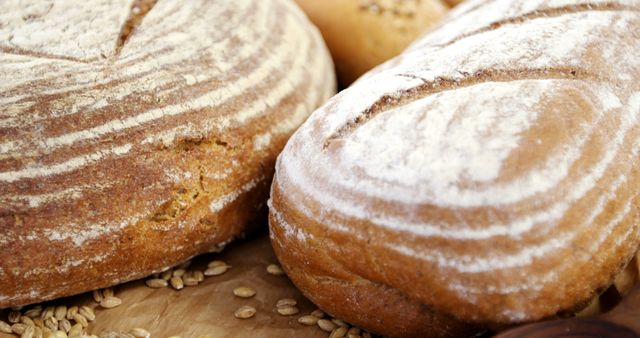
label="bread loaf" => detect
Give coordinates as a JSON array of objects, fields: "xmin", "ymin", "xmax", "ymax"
[
  {"xmin": 269, "ymin": 0, "xmax": 640, "ymax": 336},
  {"xmin": 443, "ymin": 0, "xmax": 465, "ymax": 6},
  {"xmin": 0, "ymin": 0, "xmax": 335, "ymax": 307},
  {"xmin": 294, "ymin": 0, "xmax": 448, "ymax": 86}
]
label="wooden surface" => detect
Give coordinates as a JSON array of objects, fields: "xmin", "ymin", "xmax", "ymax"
[
  {"xmin": 2, "ymin": 232, "xmax": 636, "ymax": 337},
  {"xmin": 496, "ymin": 284, "xmax": 640, "ymax": 338},
  {"xmin": 0, "ymin": 234, "xmax": 330, "ymax": 337}
]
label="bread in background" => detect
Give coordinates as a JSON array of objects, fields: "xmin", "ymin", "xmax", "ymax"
[
  {"xmin": 295, "ymin": 0, "xmax": 448, "ymax": 86},
  {"xmin": 443, "ymin": 0, "xmax": 465, "ymax": 6}
]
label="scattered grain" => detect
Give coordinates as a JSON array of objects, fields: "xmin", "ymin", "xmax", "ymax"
[
  {"xmin": 204, "ymin": 265, "xmax": 228, "ymax": 276},
  {"xmin": 102, "ymin": 288, "xmax": 114, "ymax": 299},
  {"xmin": 332, "ymin": 319, "xmax": 349, "ymax": 327},
  {"xmin": 129, "ymin": 328, "xmax": 150, "ymax": 338},
  {"xmin": 44, "ymin": 317, "xmax": 58, "ymax": 331},
  {"xmin": 34, "ymin": 326, "xmax": 43, "ymax": 338},
  {"xmin": 233, "ymin": 287, "xmax": 256, "ymax": 298},
  {"xmin": 145, "ymin": 278, "xmax": 168, "ymax": 288},
  {"xmin": 20, "ymin": 316, "xmax": 35, "ymax": 326},
  {"xmin": 66, "ymin": 306, "xmax": 78, "ymax": 320},
  {"xmin": 54, "ymin": 330, "xmax": 67, "ymax": 338},
  {"xmin": 347, "ymin": 335, "xmax": 361, "ymax": 338},
  {"xmin": 12, "ymin": 323, "xmax": 27, "ymax": 335},
  {"xmin": 172, "ymin": 269, "xmax": 186, "ymax": 278},
  {"xmin": 43, "ymin": 329, "xmax": 55, "ymax": 338},
  {"xmin": 59, "ymin": 319, "xmax": 71, "ymax": 333},
  {"xmin": 160, "ymin": 269, "xmax": 173, "ymax": 281},
  {"xmin": 52, "ymin": 306, "xmax": 66, "ymax": 322},
  {"xmin": 170, "ymin": 276, "xmax": 184, "ymax": 290},
  {"xmin": 25, "ymin": 307, "xmax": 42, "ymax": 318},
  {"xmin": 100, "ymin": 296, "xmax": 122, "ymax": 309},
  {"xmin": 33, "ymin": 317, "xmax": 45, "ymax": 328},
  {"xmin": 266, "ymin": 264, "xmax": 284, "ymax": 276},
  {"xmin": 298, "ymin": 315, "xmax": 319, "ymax": 325},
  {"xmin": 72, "ymin": 314, "xmax": 88, "ymax": 328},
  {"xmin": 207, "ymin": 260, "xmax": 226, "ymax": 268},
  {"xmin": 78, "ymin": 307, "xmax": 95, "ymax": 322},
  {"xmin": 183, "ymin": 274, "xmax": 199, "ymax": 286},
  {"xmin": 9, "ymin": 311, "xmax": 21, "ymax": 323},
  {"xmin": 329, "ymin": 327, "xmax": 348, "ymax": 338},
  {"xmin": 20, "ymin": 325, "xmax": 34, "ymax": 338},
  {"xmin": 41, "ymin": 307, "xmax": 55, "ymax": 320},
  {"xmin": 98, "ymin": 331, "xmax": 134, "ymax": 338},
  {"xmin": 193, "ymin": 271, "xmax": 204, "ymax": 282},
  {"xmin": 67, "ymin": 323, "xmax": 83, "ymax": 337},
  {"xmin": 276, "ymin": 298, "xmax": 296, "ymax": 308},
  {"xmin": 348, "ymin": 327, "xmax": 361, "ymax": 335},
  {"xmin": 311, "ymin": 309, "xmax": 325, "ymax": 318},
  {"xmin": 0, "ymin": 320, "xmax": 12, "ymax": 333},
  {"xmin": 234, "ymin": 306, "xmax": 256, "ymax": 319},
  {"xmin": 317, "ymin": 319, "xmax": 337, "ymax": 332},
  {"xmin": 92, "ymin": 290, "xmax": 103, "ymax": 303},
  {"xmin": 276, "ymin": 306, "xmax": 299, "ymax": 316}
]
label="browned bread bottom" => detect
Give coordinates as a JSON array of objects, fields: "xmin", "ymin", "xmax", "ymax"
[{"xmin": 269, "ymin": 177, "xmax": 478, "ymax": 337}]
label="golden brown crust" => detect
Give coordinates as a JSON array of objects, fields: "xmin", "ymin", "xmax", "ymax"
[
  {"xmin": 269, "ymin": 0, "xmax": 640, "ymax": 336},
  {"xmin": 269, "ymin": 177, "xmax": 479, "ymax": 337},
  {"xmin": 0, "ymin": 0, "xmax": 335, "ymax": 307},
  {"xmin": 443, "ymin": 0, "xmax": 466, "ymax": 7},
  {"xmin": 294, "ymin": 0, "xmax": 448, "ymax": 85}
]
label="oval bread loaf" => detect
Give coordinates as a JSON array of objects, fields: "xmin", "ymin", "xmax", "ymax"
[
  {"xmin": 269, "ymin": 0, "xmax": 640, "ymax": 336},
  {"xmin": 0, "ymin": 0, "xmax": 335, "ymax": 307},
  {"xmin": 294, "ymin": 0, "xmax": 448, "ymax": 86}
]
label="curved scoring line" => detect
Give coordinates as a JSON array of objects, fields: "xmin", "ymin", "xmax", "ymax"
[
  {"xmin": 0, "ymin": 1, "xmax": 258, "ymax": 135},
  {"xmin": 431, "ymin": 2, "xmax": 640, "ymax": 49},
  {"xmin": 324, "ymin": 68, "xmax": 599, "ymax": 148},
  {"xmin": 5, "ymin": 15, "xmax": 328, "ymax": 206},
  {"xmin": 287, "ymin": 84, "xmax": 628, "ymax": 240},
  {"xmin": 5, "ymin": 17, "xmax": 321, "ymax": 246},
  {"xmin": 0, "ymin": 6, "xmax": 263, "ymax": 152},
  {"xmin": 252, "ymin": 26, "xmax": 330, "ymax": 150},
  {"xmin": 278, "ymin": 165, "xmax": 638, "ymax": 296},
  {"xmin": 139, "ymin": 11, "xmax": 315, "ymax": 147},
  {"xmin": 0, "ymin": 144, "xmax": 132, "ymax": 182},
  {"xmin": 0, "ymin": 0, "xmax": 248, "ymax": 94},
  {"xmin": 441, "ymin": 126, "xmax": 640, "ymax": 292},
  {"xmin": 1, "ymin": 180, "xmax": 118, "ymax": 209},
  {"xmin": 446, "ymin": 196, "xmax": 638, "ymax": 296},
  {"xmin": 0, "ymin": 6, "xmax": 289, "ymax": 160},
  {"xmin": 0, "ymin": 13, "xmax": 310, "ymax": 184},
  {"xmin": 389, "ymin": 171, "xmax": 630, "ymax": 275}
]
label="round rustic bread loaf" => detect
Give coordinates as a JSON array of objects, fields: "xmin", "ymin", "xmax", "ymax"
[
  {"xmin": 269, "ymin": 0, "xmax": 640, "ymax": 336},
  {"xmin": 0, "ymin": 0, "xmax": 335, "ymax": 307},
  {"xmin": 294, "ymin": 0, "xmax": 448, "ymax": 86}
]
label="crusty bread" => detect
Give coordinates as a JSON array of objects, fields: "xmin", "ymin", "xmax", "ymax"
[
  {"xmin": 294, "ymin": 0, "xmax": 448, "ymax": 86},
  {"xmin": 443, "ymin": 0, "xmax": 465, "ymax": 6},
  {"xmin": 0, "ymin": 0, "xmax": 335, "ymax": 307},
  {"xmin": 269, "ymin": 0, "xmax": 640, "ymax": 336}
]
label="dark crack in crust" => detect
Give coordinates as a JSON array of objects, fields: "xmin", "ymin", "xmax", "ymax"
[{"xmin": 324, "ymin": 66, "xmax": 600, "ymax": 148}]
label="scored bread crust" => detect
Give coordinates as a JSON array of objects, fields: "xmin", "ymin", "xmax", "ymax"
[
  {"xmin": 0, "ymin": 0, "xmax": 335, "ymax": 307},
  {"xmin": 269, "ymin": 0, "xmax": 640, "ymax": 336}
]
